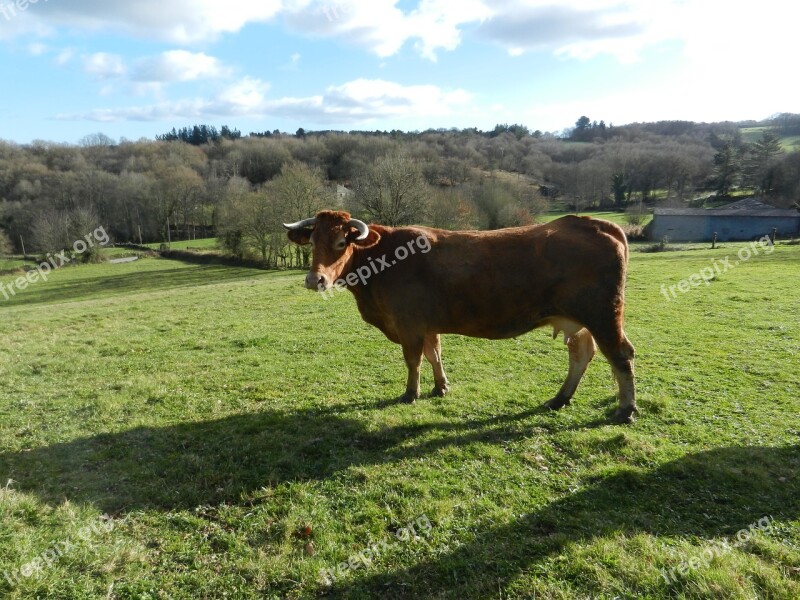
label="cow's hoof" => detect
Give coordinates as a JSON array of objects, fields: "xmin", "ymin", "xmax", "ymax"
[
  {"xmin": 399, "ymin": 391, "xmax": 418, "ymax": 404},
  {"xmin": 431, "ymin": 384, "xmax": 449, "ymax": 398},
  {"xmin": 613, "ymin": 406, "xmax": 637, "ymax": 424},
  {"xmin": 544, "ymin": 395, "xmax": 571, "ymax": 411}
]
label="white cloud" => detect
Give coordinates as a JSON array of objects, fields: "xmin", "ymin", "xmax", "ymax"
[
  {"xmin": 132, "ymin": 50, "xmax": 230, "ymax": 83},
  {"xmin": 25, "ymin": 0, "xmax": 285, "ymax": 43},
  {"xmin": 4, "ymin": 0, "xmax": 490, "ymax": 61},
  {"xmin": 56, "ymin": 47, "xmax": 76, "ymax": 65},
  {"xmin": 83, "ymin": 52, "xmax": 126, "ymax": 79},
  {"xmin": 314, "ymin": 78, "xmax": 472, "ymax": 119},
  {"xmin": 407, "ymin": 0, "xmax": 492, "ymax": 61},
  {"xmin": 215, "ymin": 77, "xmax": 271, "ymax": 113},
  {"xmin": 283, "ymin": 0, "xmax": 491, "ymax": 60},
  {"xmin": 27, "ymin": 42, "xmax": 48, "ymax": 56},
  {"xmin": 11, "ymin": 1, "xmax": 797, "ymax": 77},
  {"xmin": 474, "ymin": 0, "xmax": 656, "ymax": 61},
  {"xmin": 55, "ymin": 77, "xmax": 474, "ymax": 124}
]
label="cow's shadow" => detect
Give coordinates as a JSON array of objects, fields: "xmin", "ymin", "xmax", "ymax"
[
  {"xmin": 0, "ymin": 404, "xmax": 577, "ymax": 513},
  {"xmin": 1, "ymin": 407, "xmax": 797, "ymax": 598}
]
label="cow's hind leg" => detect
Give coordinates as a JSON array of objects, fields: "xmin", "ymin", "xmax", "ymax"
[
  {"xmin": 594, "ymin": 331, "xmax": 637, "ymax": 423},
  {"xmin": 399, "ymin": 337, "xmax": 424, "ymax": 404},
  {"xmin": 423, "ymin": 334, "xmax": 450, "ymax": 397},
  {"xmin": 544, "ymin": 319, "xmax": 596, "ymax": 411}
]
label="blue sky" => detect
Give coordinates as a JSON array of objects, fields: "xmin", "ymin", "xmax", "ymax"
[{"xmin": 0, "ymin": 0, "xmax": 796, "ymax": 144}]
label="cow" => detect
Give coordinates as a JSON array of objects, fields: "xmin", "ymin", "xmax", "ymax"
[{"xmin": 284, "ymin": 210, "xmax": 637, "ymax": 423}]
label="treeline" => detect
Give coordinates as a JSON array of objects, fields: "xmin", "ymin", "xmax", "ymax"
[
  {"xmin": 1, "ymin": 115, "xmax": 798, "ymax": 268},
  {"xmin": 156, "ymin": 125, "xmax": 242, "ymax": 145}
]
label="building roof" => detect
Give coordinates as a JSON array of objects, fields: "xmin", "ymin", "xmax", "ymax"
[{"xmin": 654, "ymin": 198, "xmax": 800, "ymax": 218}]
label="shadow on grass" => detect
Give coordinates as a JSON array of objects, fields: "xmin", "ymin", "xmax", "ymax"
[
  {"xmin": 0, "ymin": 406, "xmax": 568, "ymax": 513},
  {"xmin": 336, "ymin": 444, "xmax": 800, "ymax": 598},
  {"xmin": 0, "ymin": 407, "xmax": 797, "ymax": 597},
  {"xmin": 1, "ymin": 263, "xmax": 269, "ymax": 307}
]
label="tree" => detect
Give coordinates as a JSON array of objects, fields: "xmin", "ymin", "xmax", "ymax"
[
  {"xmin": 571, "ymin": 116, "xmax": 592, "ymax": 141},
  {"xmin": 270, "ymin": 162, "xmax": 330, "ymax": 266},
  {"xmin": 746, "ymin": 130, "xmax": 783, "ymax": 196},
  {"xmin": 0, "ymin": 229, "xmax": 13, "ymax": 255},
  {"xmin": 351, "ymin": 155, "xmax": 428, "ymax": 226},
  {"xmin": 770, "ymin": 150, "xmax": 800, "ymax": 206},
  {"xmin": 31, "ymin": 209, "xmax": 71, "ymax": 254},
  {"xmin": 149, "ymin": 164, "xmax": 204, "ymax": 242},
  {"xmin": 428, "ymin": 188, "xmax": 476, "ymax": 230},
  {"xmin": 713, "ymin": 141, "xmax": 743, "ymax": 196},
  {"xmin": 217, "ymin": 178, "xmax": 277, "ymax": 263},
  {"xmin": 611, "ymin": 173, "xmax": 627, "ymax": 207},
  {"xmin": 79, "ymin": 132, "xmax": 115, "ymax": 147},
  {"xmin": 271, "ymin": 162, "xmax": 329, "ymax": 221}
]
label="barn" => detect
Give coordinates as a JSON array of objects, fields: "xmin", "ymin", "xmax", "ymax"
[{"xmin": 649, "ymin": 198, "xmax": 800, "ymax": 242}]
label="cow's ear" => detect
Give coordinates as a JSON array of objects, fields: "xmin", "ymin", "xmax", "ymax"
[
  {"xmin": 287, "ymin": 227, "xmax": 313, "ymax": 245},
  {"xmin": 350, "ymin": 228, "xmax": 381, "ymax": 248}
]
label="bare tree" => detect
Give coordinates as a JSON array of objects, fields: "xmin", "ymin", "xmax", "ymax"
[
  {"xmin": 219, "ymin": 189, "xmax": 276, "ymax": 263},
  {"xmin": 272, "ymin": 162, "xmax": 330, "ymax": 220},
  {"xmin": 31, "ymin": 209, "xmax": 71, "ymax": 254},
  {"xmin": 428, "ymin": 188, "xmax": 477, "ymax": 230},
  {"xmin": 270, "ymin": 162, "xmax": 330, "ymax": 266},
  {"xmin": 351, "ymin": 155, "xmax": 428, "ymax": 226}
]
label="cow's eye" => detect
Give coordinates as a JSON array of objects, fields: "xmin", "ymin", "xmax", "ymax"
[{"xmin": 335, "ymin": 240, "xmax": 347, "ymax": 250}]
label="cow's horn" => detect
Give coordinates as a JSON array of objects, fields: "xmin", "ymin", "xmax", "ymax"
[
  {"xmin": 348, "ymin": 218, "xmax": 370, "ymax": 241},
  {"xmin": 283, "ymin": 217, "xmax": 317, "ymax": 230}
]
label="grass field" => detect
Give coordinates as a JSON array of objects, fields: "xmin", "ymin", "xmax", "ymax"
[
  {"xmin": 0, "ymin": 256, "xmax": 36, "ymax": 272},
  {"xmin": 144, "ymin": 238, "xmax": 220, "ymax": 252},
  {"xmin": 1, "ymin": 242, "xmax": 799, "ymax": 598},
  {"xmin": 740, "ymin": 127, "xmax": 800, "ymax": 152}
]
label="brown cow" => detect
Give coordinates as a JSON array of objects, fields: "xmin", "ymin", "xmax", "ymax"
[{"xmin": 285, "ymin": 210, "xmax": 637, "ymax": 423}]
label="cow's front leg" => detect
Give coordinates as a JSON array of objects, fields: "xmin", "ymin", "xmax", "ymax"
[
  {"xmin": 399, "ymin": 337, "xmax": 424, "ymax": 403},
  {"xmin": 423, "ymin": 334, "xmax": 449, "ymax": 397}
]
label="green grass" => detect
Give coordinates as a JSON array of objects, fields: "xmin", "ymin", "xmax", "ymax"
[
  {"xmin": 1, "ymin": 245, "xmax": 799, "ymax": 598},
  {"xmin": 0, "ymin": 256, "xmax": 35, "ymax": 272},
  {"xmin": 144, "ymin": 237, "xmax": 220, "ymax": 252},
  {"xmin": 740, "ymin": 127, "xmax": 800, "ymax": 151}
]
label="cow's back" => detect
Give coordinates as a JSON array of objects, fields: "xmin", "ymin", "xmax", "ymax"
[{"xmin": 358, "ymin": 216, "xmax": 628, "ymax": 340}]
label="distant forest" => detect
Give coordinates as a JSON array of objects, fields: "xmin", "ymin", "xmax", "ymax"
[{"xmin": 1, "ymin": 113, "xmax": 798, "ymax": 268}]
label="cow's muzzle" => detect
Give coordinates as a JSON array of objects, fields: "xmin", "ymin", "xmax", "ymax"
[{"xmin": 305, "ymin": 272, "xmax": 329, "ymax": 291}]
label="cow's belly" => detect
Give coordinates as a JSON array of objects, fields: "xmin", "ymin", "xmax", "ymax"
[
  {"xmin": 431, "ymin": 289, "xmax": 556, "ymax": 339},
  {"xmin": 437, "ymin": 312, "xmax": 549, "ymax": 339}
]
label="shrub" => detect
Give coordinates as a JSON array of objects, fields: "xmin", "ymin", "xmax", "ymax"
[
  {"xmin": 0, "ymin": 229, "xmax": 13, "ymax": 255},
  {"xmin": 621, "ymin": 224, "xmax": 646, "ymax": 241},
  {"xmin": 624, "ymin": 205, "xmax": 647, "ymax": 226}
]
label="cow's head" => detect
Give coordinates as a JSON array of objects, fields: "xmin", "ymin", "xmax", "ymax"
[{"xmin": 284, "ymin": 210, "xmax": 381, "ymax": 291}]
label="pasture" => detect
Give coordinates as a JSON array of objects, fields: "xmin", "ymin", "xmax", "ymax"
[
  {"xmin": 0, "ymin": 257, "xmax": 36, "ymax": 273},
  {"xmin": 144, "ymin": 238, "xmax": 222, "ymax": 252},
  {"xmin": 740, "ymin": 127, "xmax": 800, "ymax": 152},
  {"xmin": 0, "ymin": 240, "xmax": 798, "ymax": 598}
]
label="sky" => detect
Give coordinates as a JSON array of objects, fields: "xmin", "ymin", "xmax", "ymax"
[{"xmin": 0, "ymin": 0, "xmax": 797, "ymax": 144}]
